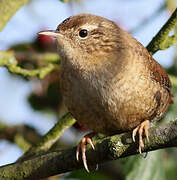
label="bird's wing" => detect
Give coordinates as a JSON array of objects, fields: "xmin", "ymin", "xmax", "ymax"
[
  {"xmin": 133, "ymin": 38, "xmax": 174, "ymax": 104},
  {"xmin": 148, "ymin": 55, "xmax": 173, "ymax": 104}
]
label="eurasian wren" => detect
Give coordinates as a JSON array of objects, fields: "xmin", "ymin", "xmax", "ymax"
[{"xmin": 39, "ymin": 14, "xmax": 173, "ymax": 171}]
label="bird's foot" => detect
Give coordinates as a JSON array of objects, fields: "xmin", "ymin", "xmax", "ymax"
[
  {"xmin": 132, "ymin": 120, "xmax": 150, "ymax": 154},
  {"xmin": 76, "ymin": 132, "xmax": 95, "ymax": 172}
]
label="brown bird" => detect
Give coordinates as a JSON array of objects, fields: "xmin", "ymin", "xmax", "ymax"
[{"xmin": 39, "ymin": 14, "xmax": 173, "ymax": 171}]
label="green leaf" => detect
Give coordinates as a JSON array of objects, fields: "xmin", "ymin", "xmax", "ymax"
[
  {"xmin": 0, "ymin": 0, "xmax": 30, "ymax": 31},
  {"xmin": 164, "ymin": 148, "xmax": 177, "ymax": 180},
  {"xmin": 121, "ymin": 150, "xmax": 166, "ymax": 180},
  {"xmin": 59, "ymin": 0, "xmax": 69, "ymax": 2},
  {"xmin": 66, "ymin": 169, "xmax": 111, "ymax": 180}
]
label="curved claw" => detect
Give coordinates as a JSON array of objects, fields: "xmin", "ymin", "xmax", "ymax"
[
  {"xmin": 87, "ymin": 138, "xmax": 95, "ymax": 150},
  {"xmin": 81, "ymin": 140, "xmax": 89, "ymax": 172},
  {"xmin": 132, "ymin": 120, "xmax": 150, "ymax": 154},
  {"xmin": 76, "ymin": 133, "xmax": 95, "ymax": 172},
  {"xmin": 76, "ymin": 143, "xmax": 80, "ymax": 162}
]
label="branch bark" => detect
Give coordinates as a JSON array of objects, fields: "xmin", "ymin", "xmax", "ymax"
[{"xmin": 0, "ymin": 120, "xmax": 177, "ymax": 180}]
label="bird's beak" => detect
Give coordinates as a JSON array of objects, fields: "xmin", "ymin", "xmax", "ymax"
[{"xmin": 38, "ymin": 30, "xmax": 63, "ymax": 38}]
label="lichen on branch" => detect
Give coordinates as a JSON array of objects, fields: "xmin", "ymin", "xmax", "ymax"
[
  {"xmin": 147, "ymin": 8, "xmax": 177, "ymax": 54},
  {"xmin": 0, "ymin": 120, "xmax": 177, "ymax": 180},
  {"xmin": 0, "ymin": 51, "xmax": 56, "ymax": 79}
]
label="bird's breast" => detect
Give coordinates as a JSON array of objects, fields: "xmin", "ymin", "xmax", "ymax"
[{"xmin": 60, "ymin": 58, "xmax": 170, "ymax": 134}]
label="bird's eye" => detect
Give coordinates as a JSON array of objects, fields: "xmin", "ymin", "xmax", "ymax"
[{"xmin": 79, "ymin": 29, "xmax": 88, "ymax": 38}]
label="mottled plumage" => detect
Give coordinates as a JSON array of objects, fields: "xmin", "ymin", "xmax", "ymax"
[{"xmin": 56, "ymin": 14, "xmax": 172, "ymax": 134}]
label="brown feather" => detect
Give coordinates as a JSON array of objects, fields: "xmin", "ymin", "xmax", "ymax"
[{"xmin": 148, "ymin": 55, "xmax": 173, "ymax": 104}]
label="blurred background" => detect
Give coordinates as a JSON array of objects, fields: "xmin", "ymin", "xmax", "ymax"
[{"xmin": 0, "ymin": 0, "xmax": 177, "ymax": 179}]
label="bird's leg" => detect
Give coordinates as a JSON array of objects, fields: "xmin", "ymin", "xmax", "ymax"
[
  {"xmin": 132, "ymin": 120, "xmax": 150, "ymax": 154},
  {"xmin": 76, "ymin": 132, "xmax": 96, "ymax": 172}
]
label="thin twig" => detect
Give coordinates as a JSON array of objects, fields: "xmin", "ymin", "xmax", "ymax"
[{"xmin": 17, "ymin": 113, "xmax": 76, "ymax": 162}]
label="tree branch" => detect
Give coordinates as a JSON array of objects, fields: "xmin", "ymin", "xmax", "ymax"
[
  {"xmin": 0, "ymin": 0, "xmax": 30, "ymax": 31},
  {"xmin": 0, "ymin": 122, "xmax": 41, "ymax": 151},
  {"xmin": 0, "ymin": 5, "xmax": 177, "ymax": 180},
  {"xmin": 15, "ymin": 51, "xmax": 59, "ymax": 63},
  {"xmin": 0, "ymin": 120, "xmax": 177, "ymax": 180},
  {"xmin": 147, "ymin": 8, "xmax": 177, "ymax": 54},
  {"xmin": 18, "ymin": 113, "xmax": 76, "ymax": 162},
  {"xmin": 0, "ymin": 51, "xmax": 56, "ymax": 79}
]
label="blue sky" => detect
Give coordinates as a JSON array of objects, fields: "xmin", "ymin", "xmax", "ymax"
[{"xmin": 0, "ymin": 0, "xmax": 175, "ymax": 165}]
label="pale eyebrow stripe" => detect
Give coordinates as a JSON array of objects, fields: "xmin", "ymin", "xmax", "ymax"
[{"xmin": 79, "ymin": 24, "xmax": 98, "ymax": 31}]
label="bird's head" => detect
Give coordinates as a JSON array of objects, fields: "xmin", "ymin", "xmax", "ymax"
[{"xmin": 39, "ymin": 14, "xmax": 125, "ymax": 67}]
